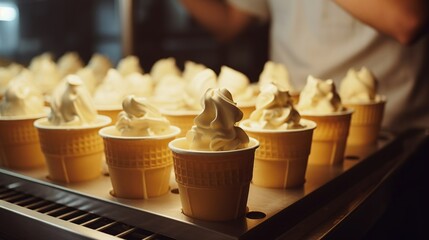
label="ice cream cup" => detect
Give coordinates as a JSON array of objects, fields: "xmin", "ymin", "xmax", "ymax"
[
  {"xmin": 343, "ymin": 97, "xmax": 386, "ymax": 146},
  {"xmin": 96, "ymin": 105, "xmax": 122, "ymax": 125},
  {"xmin": 34, "ymin": 115, "xmax": 111, "ymax": 183},
  {"xmin": 240, "ymin": 119, "xmax": 316, "ymax": 188},
  {"xmin": 99, "ymin": 125, "xmax": 180, "ymax": 199},
  {"xmin": 290, "ymin": 91, "xmax": 300, "ymax": 106},
  {"xmin": 160, "ymin": 109, "xmax": 200, "ymax": 138},
  {"xmin": 169, "ymin": 137, "xmax": 259, "ymax": 221},
  {"xmin": 237, "ymin": 101, "xmax": 256, "ymax": 121},
  {"xmin": 0, "ymin": 113, "xmax": 47, "ymax": 169},
  {"xmin": 301, "ymin": 109, "xmax": 353, "ymax": 165}
]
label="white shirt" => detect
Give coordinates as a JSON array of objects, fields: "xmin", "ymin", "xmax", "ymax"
[{"xmin": 228, "ymin": 0, "xmax": 429, "ymax": 132}]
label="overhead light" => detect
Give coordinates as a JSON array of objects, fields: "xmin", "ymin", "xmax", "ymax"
[{"xmin": 0, "ymin": 4, "xmax": 17, "ymax": 21}]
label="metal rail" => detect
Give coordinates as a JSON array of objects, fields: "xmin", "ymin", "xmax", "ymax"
[{"xmin": 1, "ymin": 129, "xmax": 427, "ymax": 239}]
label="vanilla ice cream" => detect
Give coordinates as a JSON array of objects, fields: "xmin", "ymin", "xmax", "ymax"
[
  {"xmin": 258, "ymin": 61, "xmax": 294, "ymax": 92},
  {"xmin": 57, "ymin": 52, "xmax": 84, "ymax": 78},
  {"xmin": 0, "ymin": 70, "xmax": 45, "ymax": 117},
  {"xmin": 29, "ymin": 53, "xmax": 61, "ymax": 95},
  {"xmin": 125, "ymin": 72, "xmax": 153, "ymax": 98},
  {"xmin": 151, "ymin": 75, "xmax": 186, "ymax": 109},
  {"xmin": 28, "ymin": 52, "xmax": 53, "ymax": 71},
  {"xmin": 339, "ymin": 67, "xmax": 386, "ymax": 146},
  {"xmin": 296, "ymin": 75, "xmax": 352, "ymax": 165},
  {"xmin": 217, "ymin": 66, "xmax": 255, "ymax": 104},
  {"xmin": 0, "ymin": 63, "xmax": 23, "ymax": 96},
  {"xmin": 182, "ymin": 60, "xmax": 207, "ymax": 82},
  {"xmin": 247, "ymin": 83, "xmax": 303, "ymax": 130},
  {"xmin": 48, "ymin": 75, "xmax": 98, "ymax": 126},
  {"xmin": 0, "ymin": 69, "xmax": 47, "ymax": 169},
  {"xmin": 150, "ymin": 57, "xmax": 181, "ymax": 83},
  {"xmin": 115, "ymin": 95, "xmax": 171, "ymax": 136},
  {"xmin": 87, "ymin": 53, "xmax": 112, "ymax": 85},
  {"xmin": 76, "ymin": 68, "xmax": 98, "ymax": 94},
  {"xmin": 183, "ymin": 68, "xmax": 217, "ymax": 110},
  {"xmin": 296, "ymin": 75, "xmax": 344, "ymax": 114},
  {"xmin": 186, "ymin": 88, "xmax": 249, "ymax": 151},
  {"xmin": 93, "ymin": 69, "xmax": 127, "ymax": 108},
  {"xmin": 339, "ymin": 67, "xmax": 382, "ymax": 103},
  {"xmin": 117, "ymin": 55, "xmax": 143, "ymax": 77}
]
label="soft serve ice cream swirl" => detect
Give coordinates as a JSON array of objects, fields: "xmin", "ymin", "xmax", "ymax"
[
  {"xmin": 0, "ymin": 70, "xmax": 45, "ymax": 117},
  {"xmin": 186, "ymin": 88, "xmax": 249, "ymax": 151},
  {"xmin": 248, "ymin": 83, "xmax": 303, "ymax": 130},
  {"xmin": 258, "ymin": 61, "xmax": 294, "ymax": 92},
  {"xmin": 48, "ymin": 75, "xmax": 98, "ymax": 126},
  {"xmin": 183, "ymin": 68, "xmax": 217, "ymax": 110},
  {"xmin": 339, "ymin": 67, "xmax": 381, "ymax": 103},
  {"xmin": 217, "ymin": 66, "xmax": 255, "ymax": 104},
  {"xmin": 296, "ymin": 75, "xmax": 344, "ymax": 114},
  {"xmin": 116, "ymin": 95, "xmax": 171, "ymax": 136}
]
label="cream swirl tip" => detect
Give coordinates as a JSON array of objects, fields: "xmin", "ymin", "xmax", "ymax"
[
  {"xmin": 48, "ymin": 74, "xmax": 98, "ymax": 125},
  {"xmin": 116, "ymin": 95, "xmax": 171, "ymax": 136},
  {"xmin": 186, "ymin": 88, "xmax": 249, "ymax": 151}
]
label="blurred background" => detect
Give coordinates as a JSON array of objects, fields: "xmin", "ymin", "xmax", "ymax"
[{"xmin": 0, "ymin": 0, "xmax": 269, "ymax": 81}]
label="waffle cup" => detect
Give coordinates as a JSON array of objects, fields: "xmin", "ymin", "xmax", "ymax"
[
  {"xmin": 0, "ymin": 113, "xmax": 47, "ymax": 169},
  {"xmin": 301, "ymin": 109, "xmax": 353, "ymax": 165},
  {"xmin": 99, "ymin": 125, "xmax": 180, "ymax": 199},
  {"xmin": 169, "ymin": 138, "xmax": 259, "ymax": 221},
  {"xmin": 96, "ymin": 105, "xmax": 122, "ymax": 125},
  {"xmin": 240, "ymin": 119, "xmax": 316, "ymax": 188},
  {"xmin": 160, "ymin": 109, "xmax": 199, "ymax": 138},
  {"xmin": 343, "ymin": 98, "xmax": 386, "ymax": 146},
  {"xmin": 34, "ymin": 115, "xmax": 111, "ymax": 183}
]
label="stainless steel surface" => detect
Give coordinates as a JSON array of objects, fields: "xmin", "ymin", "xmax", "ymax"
[{"xmin": 2, "ymin": 130, "xmax": 426, "ymax": 239}]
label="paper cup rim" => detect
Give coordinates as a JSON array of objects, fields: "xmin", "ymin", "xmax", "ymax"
[
  {"xmin": 237, "ymin": 101, "xmax": 256, "ymax": 108},
  {"xmin": 160, "ymin": 108, "xmax": 201, "ymax": 116},
  {"xmin": 99, "ymin": 125, "xmax": 181, "ymax": 140},
  {"xmin": 0, "ymin": 107, "xmax": 50, "ymax": 121},
  {"xmin": 34, "ymin": 115, "xmax": 111, "ymax": 130},
  {"xmin": 168, "ymin": 137, "xmax": 259, "ymax": 155},
  {"xmin": 239, "ymin": 118, "xmax": 317, "ymax": 133},
  {"xmin": 95, "ymin": 104, "xmax": 122, "ymax": 111},
  {"xmin": 342, "ymin": 96, "xmax": 387, "ymax": 106},
  {"xmin": 300, "ymin": 108, "xmax": 354, "ymax": 117}
]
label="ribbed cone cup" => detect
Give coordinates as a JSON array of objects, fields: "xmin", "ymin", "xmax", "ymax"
[
  {"xmin": 240, "ymin": 119, "xmax": 316, "ymax": 188},
  {"xmin": 34, "ymin": 116, "xmax": 111, "ymax": 183},
  {"xmin": 169, "ymin": 138, "xmax": 259, "ymax": 221},
  {"xmin": 99, "ymin": 125, "xmax": 180, "ymax": 199},
  {"xmin": 302, "ymin": 110, "xmax": 353, "ymax": 165},
  {"xmin": 343, "ymin": 100, "xmax": 385, "ymax": 146},
  {"xmin": 0, "ymin": 117, "xmax": 45, "ymax": 169}
]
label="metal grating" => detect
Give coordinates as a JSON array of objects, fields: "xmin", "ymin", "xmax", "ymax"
[{"xmin": 0, "ymin": 185, "xmax": 174, "ymax": 240}]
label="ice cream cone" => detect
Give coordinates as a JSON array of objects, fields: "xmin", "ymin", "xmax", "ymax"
[
  {"xmin": 301, "ymin": 109, "xmax": 353, "ymax": 165},
  {"xmin": 169, "ymin": 137, "xmax": 259, "ymax": 221},
  {"xmin": 99, "ymin": 125, "xmax": 180, "ymax": 199},
  {"xmin": 240, "ymin": 119, "xmax": 316, "ymax": 188},
  {"xmin": 160, "ymin": 109, "xmax": 199, "ymax": 138},
  {"xmin": 34, "ymin": 115, "xmax": 111, "ymax": 183},
  {"xmin": 343, "ymin": 98, "xmax": 385, "ymax": 146},
  {"xmin": 0, "ymin": 114, "xmax": 46, "ymax": 169}
]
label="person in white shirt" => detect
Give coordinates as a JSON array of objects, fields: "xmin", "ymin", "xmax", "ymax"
[{"xmin": 179, "ymin": 0, "xmax": 429, "ymax": 134}]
